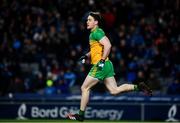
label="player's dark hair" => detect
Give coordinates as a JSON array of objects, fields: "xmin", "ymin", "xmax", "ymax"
[{"xmin": 89, "ymin": 12, "xmax": 104, "ymax": 28}]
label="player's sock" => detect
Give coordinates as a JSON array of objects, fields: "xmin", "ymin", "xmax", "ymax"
[{"xmin": 134, "ymin": 85, "xmax": 139, "ymax": 91}]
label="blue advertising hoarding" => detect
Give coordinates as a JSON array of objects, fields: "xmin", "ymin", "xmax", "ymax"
[{"xmin": 0, "ymin": 102, "xmax": 179, "ymax": 121}]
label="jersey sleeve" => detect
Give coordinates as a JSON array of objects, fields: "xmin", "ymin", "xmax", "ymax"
[{"xmin": 94, "ymin": 29, "xmax": 105, "ymax": 41}]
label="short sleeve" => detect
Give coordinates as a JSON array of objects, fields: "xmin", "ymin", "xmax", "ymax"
[{"xmin": 94, "ymin": 28, "xmax": 105, "ymax": 41}]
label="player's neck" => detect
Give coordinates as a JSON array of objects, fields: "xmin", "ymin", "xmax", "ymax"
[{"xmin": 91, "ymin": 25, "xmax": 98, "ymax": 32}]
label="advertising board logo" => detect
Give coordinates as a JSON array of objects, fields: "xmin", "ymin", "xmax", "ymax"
[
  {"xmin": 17, "ymin": 103, "xmax": 27, "ymax": 120},
  {"xmin": 15, "ymin": 104, "xmax": 123, "ymax": 120},
  {"xmin": 85, "ymin": 107, "xmax": 124, "ymax": 120},
  {"xmin": 31, "ymin": 106, "xmax": 78, "ymax": 118},
  {"xmin": 166, "ymin": 104, "xmax": 179, "ymax": 122}
]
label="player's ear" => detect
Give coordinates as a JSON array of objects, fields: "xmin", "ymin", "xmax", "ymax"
[{"xmin": 95, "ymin": 20, "xmax": 98, "ymax": 25}]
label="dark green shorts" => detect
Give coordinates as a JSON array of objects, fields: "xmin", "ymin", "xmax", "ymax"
[{"xmin": 88, "ymin": 60, "xmax": 115, "ymax": 81}]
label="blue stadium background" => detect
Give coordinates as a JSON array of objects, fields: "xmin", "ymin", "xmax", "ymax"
[{"xmin": 0, "ymin": 0, "xmax": 179, "ymax": 121}]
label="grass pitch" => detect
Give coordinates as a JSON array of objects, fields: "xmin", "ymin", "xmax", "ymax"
[{"xmin": 0, "ymin": 119, "xmax": 168, "ymax": 123}]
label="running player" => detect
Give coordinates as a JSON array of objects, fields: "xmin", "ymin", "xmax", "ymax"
[{"xmin": 67, "ymin": 12, "xmax": 152, "ymax": 121}]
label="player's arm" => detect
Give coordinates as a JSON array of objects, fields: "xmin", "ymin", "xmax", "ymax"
[
  {"xmin": 79, "ymin": 51, "xmax": 90, "ymax": 64},
  {"xmin": 99, "ymin": 36, "xmax": 112, "ymax": 60}
]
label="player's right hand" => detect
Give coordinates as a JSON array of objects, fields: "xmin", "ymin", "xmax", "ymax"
[
  {"xmin": 79, "ymin": 55, "xmax": 88, "ymax": 64},
  {"xmin": 97, "ymin": 59, "xmax": 105, "ymax": 70}
]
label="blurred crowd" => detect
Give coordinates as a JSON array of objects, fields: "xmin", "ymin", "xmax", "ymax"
[{"xmin": 0, "ymin": 0, "xmax": 179, "ymax": 96}]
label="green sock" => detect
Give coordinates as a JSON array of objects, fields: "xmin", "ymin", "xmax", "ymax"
[
  {"xmin": 134, "ymin": 85, "xmax": 139, "ymax": 91},
  {"xmin": 79, "ymin": 110, "xmax": 85, "ymax": 116}
]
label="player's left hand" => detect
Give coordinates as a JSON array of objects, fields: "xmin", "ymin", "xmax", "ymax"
[{"xmin": 97, "ymin": 59, "xmax": 105, "ymax": 70}]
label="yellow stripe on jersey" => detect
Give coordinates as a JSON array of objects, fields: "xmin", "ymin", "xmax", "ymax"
[{"xmin": 90, "ymin": 40, "xmax": 103, "ymax": 64}]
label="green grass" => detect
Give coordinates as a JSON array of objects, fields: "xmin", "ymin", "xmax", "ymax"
[{"xmin": 0, "ymin": 119, "xmax": 167, "ymax": 123}]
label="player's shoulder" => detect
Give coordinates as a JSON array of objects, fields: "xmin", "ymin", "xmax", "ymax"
[
  {"xmin": 93, "ymin": 27, "xmax": 105, "ymax": 36},
  {"xmin": 91, "ymin": 27, "xmax": 105, "ymax": 41}
]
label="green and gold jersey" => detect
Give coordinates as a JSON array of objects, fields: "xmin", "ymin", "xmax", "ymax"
[{"xmin": 89, "ymin": 27, "xmax": 108, "ymax": 64}]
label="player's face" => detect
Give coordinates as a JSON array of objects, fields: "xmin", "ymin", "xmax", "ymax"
[{"xmin": 87, "ymin": 15, "xmax": 98, "ymax": 30}]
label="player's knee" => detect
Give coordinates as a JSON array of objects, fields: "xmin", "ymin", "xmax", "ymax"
[
  {"xmin": 81, "ymin": 86, "xmax": 85, "ymax": 92},
  {"xmin": 81, "ymin": 85, "xmax": 88, "ymax": 92}
]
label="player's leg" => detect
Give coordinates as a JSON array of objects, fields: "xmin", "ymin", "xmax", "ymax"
[
  {"xmin": 67, "ymin": 75, "xmax": 99, "ymax": 121},
  {"xmin": 103, "ymin": 61, "xmax": 136, "ymax": 94},
  {"xmin": 80, "ymin": 75, "xmax": 99, "ymax": 111},
  {"xmin": 104, "ymin": 76, "xmax": 135, "ymax": 95},
  {"xmin": 104, "ymin": 76, "xmax": 152, "ymax": 96}
]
